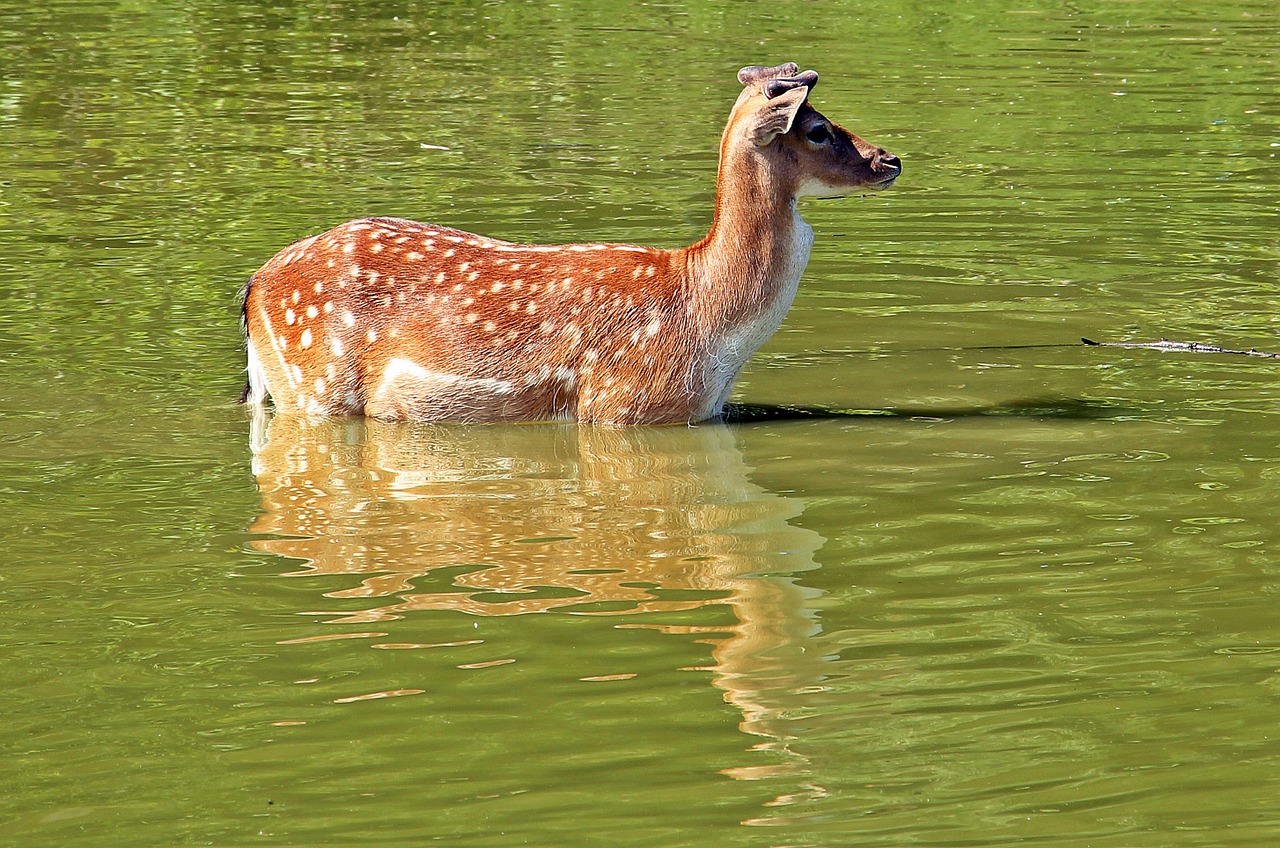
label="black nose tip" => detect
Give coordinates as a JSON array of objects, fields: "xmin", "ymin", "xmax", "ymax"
[{"xmin": 878, "ymin": 152, "xmax": 902, "ymax": 172}]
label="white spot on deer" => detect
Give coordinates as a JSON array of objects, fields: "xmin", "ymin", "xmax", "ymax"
[
  {"xmin": 325, "ymin": 363, "xmax": 337, "ymax": 381},
  {"xmin": 291, "ymin": 290, "xmax": 301, "ymax": 304},
  {"xmin": 467, "ymin": 271, "xmax": 480, "ymax": 282},
  {"xmin": 315, "ymin": 378, "xmax": 326, "ymax": 395},
  {"xmin": 276, "ymin": 334, "xmax": 288, "ymax": 350},
  {"xmin": 631, "ymin": 267, "xmax": 643, "ymax": 279},
  {"xmin": 526, "ymin": 301, "xmax": 538, "ymax": 314},
  {"xmin": 343, "ymin": 310, "xmax": 356, "ymax": 327},
  {"xmin": 645, "ymin": 265, "xmax": 656, "ymax": 277},
  {"xmin": 483, "ymin": 320, "xmax": 496, "ymax": 332},
  {"xmin": 612, "ymin": 245, "xmax": 648, "ymax": 253},
  {"xmin": 465, "ymin": 313, "xmax": 478, "ymax": 324},
  {"xmin": 459, "ymin": 262, "xmax": 470, "ymax": 272},
  {"xmin": 314, "ymin": 281, "xmax": 324, "ymax": 294},
  {"xmin": 323, "ymin": 301, "xmax": 334, "ymax": 314},
  {"xmin": 371, "ymin": 242, "xmax": 384, "ymax": 253},
  {"xmin": 443, "ymin": 235, "xmax": 464, "ymax": 244},
  {"xmin": 300, "ymin": 328, "xmax": 313, "ymax": 349},
  {"xmin": 435, "ymin": 272, "xmax": 447, "ymax": 284},
  {"xmin": 290, "ymin": 364, "xmax": 303, "ymax": 383},
  {"xmin": 342, "ymin": 242, "xmax": 356, "ymax": 254},
  {"xmin": 406, "ymin": 251, "xmax": 423, "ymax": 261},
  {"xmin": 645, "ymin": 317, "xmax": 662, "ymax": 337},
  {"xmin": 491, "ymin": 281, "xmax": 505, "ymax": 293},
  {"xmin": 443, "ymin": 248, "xmax": 456, "ymax": 258},
  {"xmin": 330, "ymin": 338, "xmax": 345, "ymax": 356},
  {"xmin": 306, "ymin": 305, "xmax": 319, "ymax": 319},
  {"xmin": 366, "ymin": 330, "xmax": 378, "ymax": 344},
  {"xmin": 285, "ymin": 308, "xmax": 296, "ymax": 325}
]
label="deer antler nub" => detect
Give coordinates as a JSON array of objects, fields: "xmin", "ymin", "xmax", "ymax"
[
  {"xmin": 738, "ymin": 63, "xmax": 819, "ymax": 99},
  {"xmin": 737, "ymin": 63, "xmax": 799, "ymax": 86}
]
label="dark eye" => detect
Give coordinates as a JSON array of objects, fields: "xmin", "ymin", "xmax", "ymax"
[{"xmin": 806, "ymin": 124, "xmax": 832, "ymax": 144}]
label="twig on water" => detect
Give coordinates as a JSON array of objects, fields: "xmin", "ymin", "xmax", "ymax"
[{"xmin": 1081, "ymin": 337, "xmax": 1280, "ymax": 360}]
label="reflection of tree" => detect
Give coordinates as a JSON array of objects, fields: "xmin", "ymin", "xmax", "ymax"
[{"xmin": 249, "ymin": 411, "xmax": 829, "ymax": 787}]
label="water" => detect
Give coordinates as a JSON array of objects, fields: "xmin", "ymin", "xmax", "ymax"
[{"xmin": 2, "ymin": 0, "xmax": 1278, "ymax": 845}]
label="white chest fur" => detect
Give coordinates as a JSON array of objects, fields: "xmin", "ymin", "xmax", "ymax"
[{"xmin": 699, "ymin": 206, "xmax": 815, "ymax": 417}]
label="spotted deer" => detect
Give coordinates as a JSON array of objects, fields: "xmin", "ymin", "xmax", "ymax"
[{"xmin": 241, "ymin": 62, "xmax": 900, "ymax": 425}]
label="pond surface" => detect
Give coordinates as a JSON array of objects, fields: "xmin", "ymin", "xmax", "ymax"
[{"xmin": 2, "ymin": 0, "xmax": 1279, "ymax": 845}]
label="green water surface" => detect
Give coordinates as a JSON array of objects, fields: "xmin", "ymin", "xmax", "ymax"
[{"xmin": 2, "ymin": 1, "xmax": 1278, "ymax": 845}]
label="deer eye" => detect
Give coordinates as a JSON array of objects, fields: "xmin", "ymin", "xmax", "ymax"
[{"xmin": 806, "ymin": 124, "xmax": 832, "ymax": 144}]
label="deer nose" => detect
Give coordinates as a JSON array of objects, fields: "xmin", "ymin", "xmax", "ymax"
[{"xmin": 877, "ymin": 150, "xmax": 902, "ymax": 174}]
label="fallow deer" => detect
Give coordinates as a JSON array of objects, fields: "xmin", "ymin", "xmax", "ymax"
[{"xmin": 241, "ymin": 62, "xmax": 900, "ymax": 425}]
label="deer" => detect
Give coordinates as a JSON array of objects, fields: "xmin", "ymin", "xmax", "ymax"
[{"xmin": 240, "ymin": 62, "xmax": 901, "ymax": 425}]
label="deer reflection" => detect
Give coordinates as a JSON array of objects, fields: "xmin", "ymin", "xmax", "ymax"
[{"xmin": 248, "ymin": 411, "xmax": 828, "ymax": 783}]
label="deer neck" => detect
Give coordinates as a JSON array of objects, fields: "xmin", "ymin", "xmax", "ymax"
[
  {"xmin": 670, "ymin": 142, "xmax": 816, "ymax": 417},
  {"xmin": 682, "ymin": 145, "xmax": 814, "ymax": 333}
]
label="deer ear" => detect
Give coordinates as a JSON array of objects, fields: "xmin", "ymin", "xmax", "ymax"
[{"xmin": 747, "ymin": 86, "xmax": 808, "ymax": 146}]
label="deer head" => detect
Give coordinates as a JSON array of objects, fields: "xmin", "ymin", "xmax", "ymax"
[{"xmin": 727, "ymin": 62, "xmax": 901, "ymax": 199}]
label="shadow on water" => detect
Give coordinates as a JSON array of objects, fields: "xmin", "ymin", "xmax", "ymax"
[{"xmin": 721, "ymin": 396, "xmax": 1127, "ymax": 424}]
